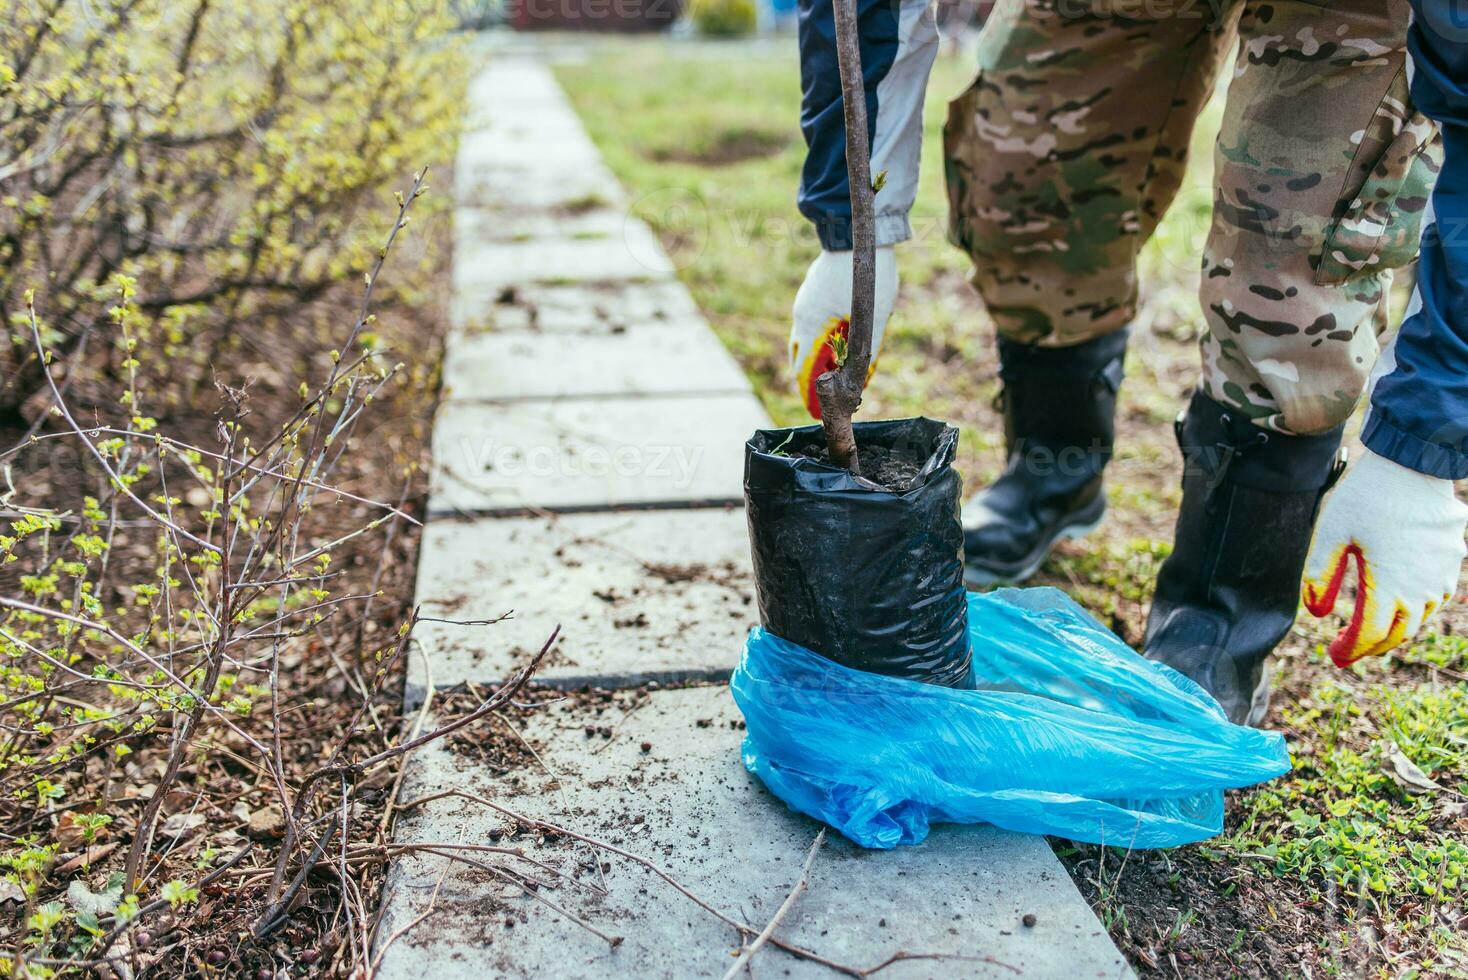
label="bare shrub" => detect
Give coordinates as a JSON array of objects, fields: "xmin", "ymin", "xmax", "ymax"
[
  {"xmin": 0, "ymin": 2, "xmax": 479, "ymax": 972},
  {"xmin": 1, "ymin": 0, "xmax": 461, "ymax": 420}
]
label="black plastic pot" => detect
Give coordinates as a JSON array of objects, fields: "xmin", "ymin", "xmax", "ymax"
[{"xmin": 743, "ymin": 417, "xmax": 971, "ymax": 687}]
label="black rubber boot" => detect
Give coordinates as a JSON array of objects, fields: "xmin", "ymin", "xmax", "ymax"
[
  {"xmin": 1145, "ymin": 390, "xmax": 1347, "ymax": 726},
  {"xmin": 963, "ymin": 329, "xmax": 1128, "ymax": 586}
]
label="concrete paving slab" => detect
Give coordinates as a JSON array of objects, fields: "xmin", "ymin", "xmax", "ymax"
[
  {"xmin": 455, "ymin": 206, "xmax": 643, "ymax": 245},
  {"xmin": 455, "ymin": 127, "xmax": 614, "ymax": 186},
  {"xmin": 458, "ymin": 66, "xmax": 588, "ymax": 142},
  {"xmin": 463, "ymin": 117, "xmax": 591, "ymax": 162},
  {"xmin": 373, "ymin": 688, "xmax": 1132, "ymax": 979},
  {"xmin": 453, "ymin": 279, "xmax": 704, "ymax": 335},
  {"xmin": 465, "ymin": 115, "xmax": 593, "ymax": 158},
  {"xmin": 427, "ymin": 393, "xmax": 768, "ymax": 515},
  {"xmin": 407, "ymin": 509, "xmax": 755, "ymax": 698},
  {"xmin": 460, "ymin": 164, "xmax": 626, "ymax": 216},
  {"xmin": 457, "ymin": 126, "xmax": 603, "ymax": 175},
  {"xmin": 458, "ymin": 64, "xmax": 594, "ymax": 176},
  {"xmin": 443, "ymin": 322, "xmax": 750, "ymax": 401},
  {"xmin": 453, "ymin": 224, "xmax": 671, "ymax": 291},
  {"xmin": 464, "ymin": 57, "xmax": 569, "ymax": 112}
]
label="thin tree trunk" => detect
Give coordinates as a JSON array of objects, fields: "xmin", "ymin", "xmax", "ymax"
[{"xmin": 816, "ymin": 0, "xmax": 876, "ymax": 475}]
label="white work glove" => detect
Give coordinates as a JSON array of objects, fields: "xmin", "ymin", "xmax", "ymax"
[
  {"xmin": 789, "ymin": 246, "xmax": 897, "ymax": 419},
  {"xmin": 1302, "ymin": 449, "xmax": 1467, "ymax": 666}
]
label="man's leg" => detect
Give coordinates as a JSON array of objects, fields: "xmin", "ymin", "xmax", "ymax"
[
  {"xmin": 1147, "ymin": 0, "xmax": 1442, "ymax": 724},
  {"xmin": 944, "ymin": 0, "xmax": 1238, "ymax": 584}
]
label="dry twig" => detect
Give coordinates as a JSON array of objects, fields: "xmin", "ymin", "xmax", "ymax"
[
  {"xmin": 720, "ymin": 829, "xmax": 825, "ymax": 980},
  {"xmin": 396, "ymin": 790, "xmax": 1009, "ymax": 978}
]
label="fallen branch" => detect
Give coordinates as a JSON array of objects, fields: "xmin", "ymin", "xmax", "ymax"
[
  {"xmin": 484, "ymin": 707, "xmax": 610, "ymax": 897},
  {"xmin": 589, "ymin": 694, "xmax": 648, "ymax": 755},
  {"xmin": 221, "ymin": 840, "xmax": 594, "ymax": 896},
  {"xmin": 721, "ymin": 829, "xmax": 825, "ymax": 980},
  {"xmin": 854, "ymin": 950, "xmax": 1021, "ymax": 977},
  {"xmin": 378, "ymin": 631, "xmax": 436, "ymax": 840}
]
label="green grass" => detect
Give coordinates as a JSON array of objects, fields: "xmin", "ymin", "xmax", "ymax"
[
  {"xmin": 556, "ymin": 41, "xmax": 1467, "ymax": 974},
  {"xmin": 1231, "ymin": 677, "xmax": 1467, "ymax": 896}
]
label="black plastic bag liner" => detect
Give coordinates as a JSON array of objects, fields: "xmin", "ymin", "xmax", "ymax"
[{"xmin": 743, "ymin": 417, "xmax": 971, "ymax": 687}]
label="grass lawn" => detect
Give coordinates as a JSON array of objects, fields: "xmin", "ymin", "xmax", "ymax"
[{"xmin": 556, "ymin": 40, "xmax": 1467, "ymax": 977}]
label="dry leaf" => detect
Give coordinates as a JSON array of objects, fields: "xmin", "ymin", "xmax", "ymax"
[
  {"xmin": 54, "ymin": 842, "xmax": 120, "ymax": 875},
  {"xmin": 66, "ymin": 878, "xmax": 122, "ymax": 916},
  {"xmin": 55, "ymin": 811, "xmax": 87, "ymax": 848},
  {"xmin": 1382, "ymin": 741, "xmax": 1441, "ymax": 795},
  {"xmin": 357, "ymin": 765, "xmax": 394, "ymax": 791},
  {"xmin": 213, "ymin": 828, "xmax": 246, "ymax": 851},
  {"xmin": 160, "ymin": 811, "xmax": 207, "ymax": 837},
  {"xmin": 247, "ymin": 806, "xmax": 285, "ymax": 839}
]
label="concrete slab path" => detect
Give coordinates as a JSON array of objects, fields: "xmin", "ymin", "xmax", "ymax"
[
  {"xmin": 407, "ymin": 508, "xmax": 754, "ymax": 699},
  {"xmin": 378, "ymin": 690, "xmax": 1129, "ymax": 979},
  {"xmin": 375, "ymin": 52, "xmax": 1133, "ymax": 980}
]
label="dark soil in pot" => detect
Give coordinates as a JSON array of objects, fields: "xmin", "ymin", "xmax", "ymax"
[
  {"xmin": 786, "ymin": 441, "xmax": 925, "ymax": 492},
  {"xmin": 743, "ymin": 417, "xmax": 971, "ymax": 687}
]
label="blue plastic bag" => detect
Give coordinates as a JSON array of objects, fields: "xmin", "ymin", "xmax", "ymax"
[{"xmin": 730, "ymin": 588, "xmax": 1291, "ymax": 850}]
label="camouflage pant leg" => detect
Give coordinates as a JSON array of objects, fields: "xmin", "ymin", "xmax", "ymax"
[
  {"xmin": 943, "ymin": 0, "xmax": 1237, "ymax": 346},
  {"xmin": 1199, "ymin": 0, "xmax": 1440, "ymax": 436},
  {"xmin": 944, "ymin": 0, "xmax": 1440, "ymax": 436}
]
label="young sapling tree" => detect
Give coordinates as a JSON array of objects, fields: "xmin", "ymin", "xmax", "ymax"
[{"xmin": 814, "ymin": 0, "xmax": 878, "ymax": 475}]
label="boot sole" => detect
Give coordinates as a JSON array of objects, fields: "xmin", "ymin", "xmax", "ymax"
[{"xmin": 963, "ymin": 497, "xmax": 1106, "ymax": 588}]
